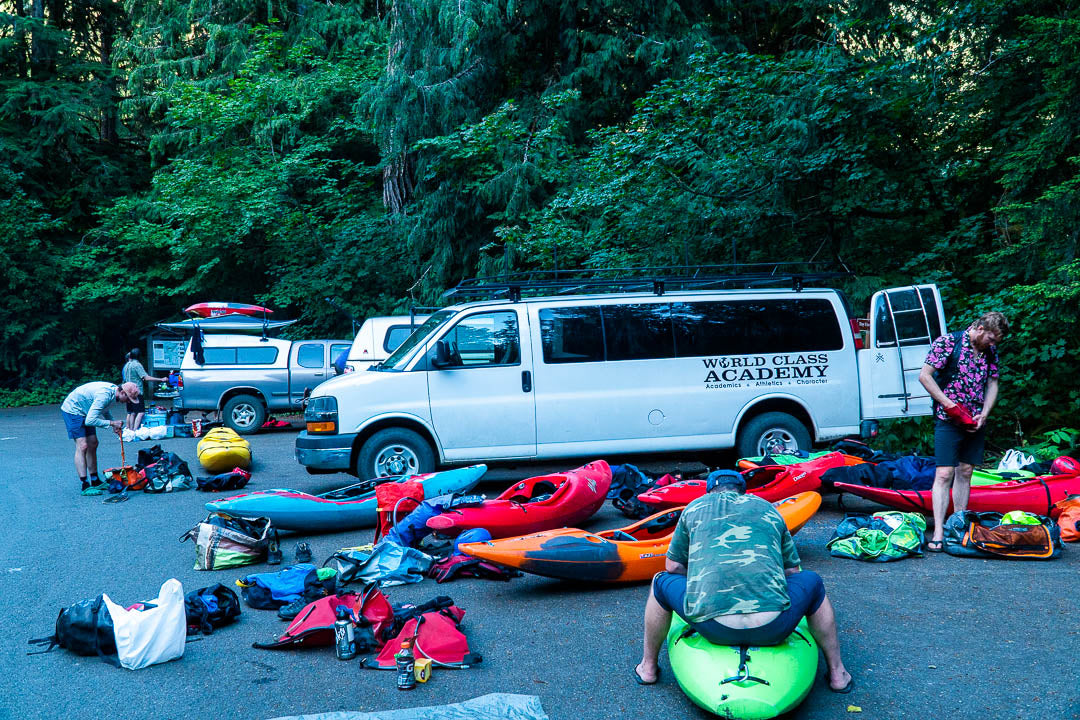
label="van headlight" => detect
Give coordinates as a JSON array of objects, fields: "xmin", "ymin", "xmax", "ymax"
[{"xmin": 305, "ymin": 396, "xmax": 338, "ymax": 434}]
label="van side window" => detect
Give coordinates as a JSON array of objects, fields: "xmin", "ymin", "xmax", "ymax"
[
  {"xmin": 602, "ymin": 304, "xmax": 674, "ymax": 361},
  {"xmin": 671, "ymin": 299, "xmax": 843, "ymax": 356},
  {"xmin": 236, "ymin": 347, "xmax": 278, "ymax": 364},
  {"xmin": 540, "ymin": 307, "xmax": 604, "ymax": 364},
  {"xmin": 384, "ymin": 325, "xmax": 416, "ymax": 353},
  {"xmin": 875, "ymin": 288, "xmax": 940, "ymax": 348},
  {"xmin": 442, "ymin": 311, "xmax": 520, "ymax": 367},
  {"xmin": 297, "ymin": 344, "xmax": 324, "ymax": 368}
]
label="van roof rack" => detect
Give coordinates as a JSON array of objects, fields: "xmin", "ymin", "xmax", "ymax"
[{"xmin": 444, "ymin": 263, "xmax": 852, "ymax": 302}]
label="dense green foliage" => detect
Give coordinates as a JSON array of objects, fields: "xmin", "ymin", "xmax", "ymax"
[{"xmin": 0, "ymin": 0, "xmax": 1076, "ymax": 449}]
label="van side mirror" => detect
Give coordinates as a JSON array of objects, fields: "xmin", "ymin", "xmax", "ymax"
[{"xmin": 431, "ymin": 340, "xmax": 450, "ymax": 369}]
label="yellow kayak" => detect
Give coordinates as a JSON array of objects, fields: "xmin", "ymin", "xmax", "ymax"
[{"xmin": 197, "ymin": 427, "xmax": 252, "ymax": 473}]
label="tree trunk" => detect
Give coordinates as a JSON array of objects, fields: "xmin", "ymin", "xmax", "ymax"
[
  {"xmin": 381, "ymin": 1, "xmax": 414, "ymax": 214},
  {"xmin": 99, "ymin": 3, "xmax": 119, "ymax": 144},
  {"xmin": 29, "ymin": 0, "xmax": 47, "ymax": 78},
  {"xmin": 13, "ymin": 0, "xmax": 27, "ymax": 79}
]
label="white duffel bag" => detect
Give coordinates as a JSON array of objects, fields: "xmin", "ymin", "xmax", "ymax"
[{"xmin": 102, "ymin": 578, "xmax": 186, "ymax": 670}]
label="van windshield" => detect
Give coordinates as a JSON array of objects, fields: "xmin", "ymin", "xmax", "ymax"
[{"xmin": 377, "ymin": 310, "xmax": 456, "ymax": 370}]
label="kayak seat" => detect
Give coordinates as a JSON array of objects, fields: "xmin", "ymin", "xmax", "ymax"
[
  {"xmin": 610, "ymin": 530, "xmax": 638, "ymax": 542},
  {"xmin": 529, "ymin": 493, "xmax": 552, "ymax": 504},
  {"xmin": 528, "ymin": 481, "xmax": 558, "ymax": 500},
  {"xmin": 642, "ymin": 512, "xmax": 680, "ymax": 535}
]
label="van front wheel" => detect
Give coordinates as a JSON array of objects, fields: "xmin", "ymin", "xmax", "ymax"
[
  {"xmin": 355, "ymin": 428, "xmax": 435, "ymax": 479},
  {"xmin": 736, "ymin": 412, "xmax": 811, "ymax": 458},
  {"xmin": 223, "ymin": 394, "xmax": 266, "ymax": 435}
]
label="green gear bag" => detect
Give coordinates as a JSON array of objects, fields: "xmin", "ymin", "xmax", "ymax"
[{"xmin": 826, "ymin": 511, "xmax": 926, "ymax": 562}]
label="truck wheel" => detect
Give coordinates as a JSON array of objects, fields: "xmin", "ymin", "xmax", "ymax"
[
  {"xmin": 223, "ymin": 394, "xmax": 266, "ymax": 435},
  {"xmin": 736, "ymin": 412, "xmax": 811, "ymax": 459},
  {"xmin": 355, "ymin": 428, "xmax": 435, "ymax": 479}
]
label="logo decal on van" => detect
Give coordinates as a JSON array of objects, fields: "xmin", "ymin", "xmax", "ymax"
[{"xmin": 701, "ymin": 355, "xmax": 830, "ymax": 389}]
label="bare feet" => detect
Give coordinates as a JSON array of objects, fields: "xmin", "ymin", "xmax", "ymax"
[{"xmin": 827, "ymin": 667, "xmax": 853, "ymax": 693}]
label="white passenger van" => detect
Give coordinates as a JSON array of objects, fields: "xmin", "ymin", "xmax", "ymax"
[{"xmin": 296, "ymin": 279, "xmax": 945, "ymax": 478}]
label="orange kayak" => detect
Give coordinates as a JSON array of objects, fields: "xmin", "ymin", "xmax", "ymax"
[{"xmin": 458, "ymin": 491, "xmax": 822, "ymax": 583}]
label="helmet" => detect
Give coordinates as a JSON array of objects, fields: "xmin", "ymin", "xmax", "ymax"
[
  {"xmin": 1050, "ymin": 456, "xmax": 1080, "ymax": 476},
  {"xmin": 453, "ymin": 527, "xmax": 492, "ymax": 554}
]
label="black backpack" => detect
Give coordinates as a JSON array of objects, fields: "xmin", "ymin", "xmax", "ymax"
[
  {"xmin": 184, "ymin": 584, "xmax": 242, "ymax": 636},
  {"xmin": 28, "ymin": 596, "xmax": 119, "ymax": 665}
]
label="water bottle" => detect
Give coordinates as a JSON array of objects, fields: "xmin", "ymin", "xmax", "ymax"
[
  {"xmin": 334, "ymin": 606, "xmax": 356, "ymax": 661},
  {"xmin": 395, "ymin": 639, "xmax": 416, "ymax": 690}
]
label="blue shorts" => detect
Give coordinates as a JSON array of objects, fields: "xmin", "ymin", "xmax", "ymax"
[
  {"xmin": 653, "ymin": 570, "xmax": 826, "ymax": 646},
  {"xmin": 934, "ymin": 419, "xmax": 986, "ymax": 467},
  {"xmin": 61, "ymin": 410, "xmax": 95, "ymax": 440}
]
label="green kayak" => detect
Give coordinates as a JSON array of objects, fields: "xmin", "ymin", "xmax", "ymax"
[
  {"xmin": 971, "ymin": 468, "xmax": 1034, "ymax": 486},
  {"xmin": 667, "ymin": 616, "xmax": 818, "ymax": 719},
  {"xmin": 737, "ymin": 450, "xmax": 832, "ymax": 469}
]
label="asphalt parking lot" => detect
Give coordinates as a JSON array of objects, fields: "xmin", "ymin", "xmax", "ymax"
[{"xmin": 2, "ymin": 403, "xmax": 1079, "ymax": 720}]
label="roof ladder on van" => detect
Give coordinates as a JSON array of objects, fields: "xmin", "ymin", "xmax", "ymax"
[{"xmin": 881, "ymin": 287, "xmax": 933, "ymax": 414}]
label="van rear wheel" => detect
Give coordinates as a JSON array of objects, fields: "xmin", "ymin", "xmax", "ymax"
[
  {"xmin": 355, "ymin": 428, "xmax": 435, "ymax": 479},
  {"xmin": 223, "ymin": 394, "xmax": 266, "ymax": 435},
  {"xmin": 736, "ymin": 412, "xmax": 811, "ymax": 458}
]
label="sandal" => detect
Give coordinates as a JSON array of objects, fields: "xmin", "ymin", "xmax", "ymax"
[
  {"xmin": 925, "ymin": 540, "xmax": 944, "ymax": 553},
  {"xmin": 826, "ymin": 672, "xmax": 854, "ymax": 693},
  {"xmin": 633, "ymin": 664, "xmax": 659, "ymax": 685},
  {"xmin": 267, "ymin": 533, "xmax": 282, "ymax": 565}
]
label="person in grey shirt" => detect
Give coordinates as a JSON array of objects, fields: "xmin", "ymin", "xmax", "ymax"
[
  {"xmin": 122, "ymin": 348, "xmax": 166, "ymax": 430},
  {"xmin": 60, "ymin": 381, "xmax": 140, "ymax": 495}
]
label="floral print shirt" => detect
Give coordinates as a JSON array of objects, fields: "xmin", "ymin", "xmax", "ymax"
[{"xmin": 925, "ymin": 325, "xmax": 999, "ymax": 421}]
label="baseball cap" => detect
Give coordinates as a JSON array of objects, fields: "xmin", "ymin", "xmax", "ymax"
[{"xmin": 705, "ymin": 469, "xmax": 746, "ymax": 494}]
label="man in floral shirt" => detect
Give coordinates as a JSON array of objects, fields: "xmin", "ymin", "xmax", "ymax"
[{"xmin": 918, "ymin": 311, "xmax": 1009, "ymax": 551}]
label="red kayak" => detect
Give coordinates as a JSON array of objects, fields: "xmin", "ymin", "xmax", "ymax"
[
  {"xmin": 637, "ymin": 452, "xmax": 845, "ymax": 510},
  {"xmin": 426, "ymin": 460, "xmax": 612, "ymax": 538},
  {"xmin": 833, "ymin": 473, "xmax": 1080, "ymax": 517},
  {"xmin": 185, "ymin": 302, "xmax": 273, "ymax": 319}
]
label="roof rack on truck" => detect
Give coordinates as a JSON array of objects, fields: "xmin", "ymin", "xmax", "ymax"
[{"xmin": 443, "ymin": 262, "xmax": 853, "ymax": 302}]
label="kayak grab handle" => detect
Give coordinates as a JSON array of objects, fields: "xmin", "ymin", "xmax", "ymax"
[{"xmin": 720, "ymin": 646, "xmax": 770, "ymax": 687}]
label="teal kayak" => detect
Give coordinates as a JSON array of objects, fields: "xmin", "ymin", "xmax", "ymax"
[
  {"xmin": 205, "ymin": 464, "xmax": 487, "ymax": 532},
  {"xmin": 667, "ymin": 615, "xmax": 818, "ymax": 719}
]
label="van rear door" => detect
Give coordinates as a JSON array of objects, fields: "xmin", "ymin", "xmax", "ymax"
[
  {"xmin": 858, "ymin": 284, "xmax": 945, "ymax": 419},
  {"xmin": 426, "ymin": 309, "xmax": 537, "ymax": 460}
]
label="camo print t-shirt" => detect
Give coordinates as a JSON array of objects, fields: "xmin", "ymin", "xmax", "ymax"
[{"xmin": 667, "ymin": 492, "xmax": 800, "ymax": 622}]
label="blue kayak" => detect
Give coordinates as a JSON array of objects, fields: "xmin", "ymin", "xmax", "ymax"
[{"xmin": 205, "ymin": 465, "xmax": 487, "ymax": 532}]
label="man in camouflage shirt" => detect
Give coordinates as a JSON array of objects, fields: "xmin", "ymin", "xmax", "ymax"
[{"xmin": 634, "ymin": 470, "xmax": 852, "ymax": 693}]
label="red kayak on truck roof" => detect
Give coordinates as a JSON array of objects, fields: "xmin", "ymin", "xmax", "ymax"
[
  {"xmin": 637, "ymin": 451, "xmax": 847, "ymax": 510},
  {"xmin": 184, "ymin": 302, "xmax": 274, "ymax": 319},
  {"xmin": 426, "ymin": 460, "xmax": 612, "ymax": 538}
]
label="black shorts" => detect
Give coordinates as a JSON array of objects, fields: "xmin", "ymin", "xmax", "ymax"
[
  {"xmin": 934, "ymin": 419, "xmax": 986, "ymax": 467},
  {"xmin": 126, "ymin": 398, "xmax": 145, "ymax": 413}
]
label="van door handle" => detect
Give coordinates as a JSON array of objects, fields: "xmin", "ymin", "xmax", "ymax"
[{"xmin": 521, "ymin": 371, "xmax": 532, "ymax": 393}]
